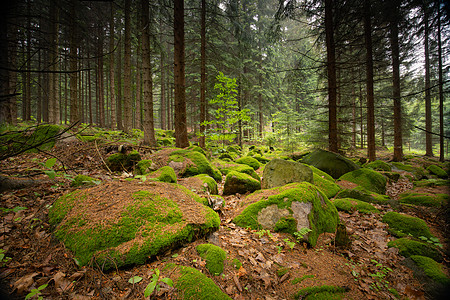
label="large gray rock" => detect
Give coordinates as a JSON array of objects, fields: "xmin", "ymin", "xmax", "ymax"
[
  {"xmin": 301, "ymin": 149, "xmax": 360, "ymax": 179},
  {"xmin": 262, "ymin": 159, "xmax": 313, "ymax": 189}
]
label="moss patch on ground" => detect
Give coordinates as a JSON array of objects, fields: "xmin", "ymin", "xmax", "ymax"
[
  {"xmin": 313, "ymin": 173, "xmax": 341, "ymax": 199},
  {"xmin": 233, "ymin": 182, "xmax": 338, "ymax": 247},
  {"xmin": 135, "ymin": 159, "xmax": 153, "ymax": 175},
  {"xmin": 70, "ymin": 175, "xmax": 99, "ymax": 187},
  {"xmin": 391, "ymin": 162, "xmax": 425, "ymax": 180},
  {"xmin": 169, "ymin": 149, "xmax": 222, "ymax": 181},
  {"xmin": 336, "ymin": 186, "xmax": 390, "ymax": 205},
  {"xmin": 235, "ymin": 156, "xmax": 261, "ymax": 170},
  {"xmin": 150, "ymin": 166, "xmax": 177, "ymax": 183},
  {"xmin": 387, "ymin": 238, "xmax": 442, "ymax": 261},
  {"xmin": 364, "ymin": 160, "xmax": 392, "ymax": 172},
  {"xmin": 382, "ymin": 211, "xmax": 434, "ymax": 239},
  {"xmin": 426, "ymin": 165, "xmax": 448, "ymax": 178},
  {"xmin": 215, "ymin": 161, "xmax": 260, "ymax": 181},
  {"xmin": 223, "ymin": 171, "xmax": 261, "ymax": 195},
  {"xmin": 196, "ymin": 244, "xmax": 227, "ymax": 275},
  {"xmin": 410, "ymin": 255, "xmax": 450, "ymax": 285},
  {"xmin": 413, "ymin": 179, "xmax": 449, "ymax": 187},
  {"xmin": 338, "ymin": 168, "xmax": 387, "ymax": 194},
  {"xmin": 294, "ymin": 285, "xmax": 348, "ymax": 300},
  {"xmin": 398, "ymin": 192, "xmax": 448, "ymax": 207},
  {"xmin": 194, "ymin": 174, "xmax": 218, "ymax": 194},
  {"xmin": 106, "ymin": 150, "xmax": 142, "ymax": 172},
  {"xmin": 333, "ymin": 198, "xmax": 379, "ymax": 214}
]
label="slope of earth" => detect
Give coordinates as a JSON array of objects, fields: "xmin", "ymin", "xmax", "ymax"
[{"xmin": 0, "ymin": 139, "xmax": 448, "ymax": 300}]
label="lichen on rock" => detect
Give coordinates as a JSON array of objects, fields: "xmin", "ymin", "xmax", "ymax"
[{"xmin": 261, "ymin": 159, "xmax": 313, "ymax": 189}]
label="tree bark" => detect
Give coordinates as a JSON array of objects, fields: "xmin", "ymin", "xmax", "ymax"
[
  {"xmin": 69, "ymin": 0, "xmax": 79, "ymax": 125},
  {"xmin": 364, "ymin": 0, "xmax": 376, "ymax": 161},
  {"xmin": 199, "ymin": 0, "xmax": 207, "ymax": 148},
  {"xmin": 437, "ymin": 6, "xmax": 444, "ymax": 162},
  {"xmin": 325, "ymin": 0, "xmax": 338, "ymax": 153},
  {"xmin": 97, "ymin": 24, "xmax": 105, "ymax": 128},
  {"xmin": 117, "ymin": 34, "xmax": 123, "ymax": 130},
  {"xmin": 123, "ymin": 0, "xmax": 132, "ymax": 132},
  {"xmin": 135, "ymin": 38, "xmax": 141, "ymax": 130},
  {"xmin": 424, "ymin": 3, "xmax": 433, "ymax": 156},
  {"xmin": 173, "ymin": 0, "xmax": 189, "ymax": 148},
  {"xmin": 109, "ymin": 3, "xmax": 116, "ymax": 129},
  {"xmin": 141, "ymin": 0, "xmax": 157, "ymax": 147},
  {"xmin": 160, "ymin": 23, "xmax": 166, "ymax": 130}
]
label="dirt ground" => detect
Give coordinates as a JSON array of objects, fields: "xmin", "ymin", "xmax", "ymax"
[{"xmin": 0, "ymin": 140, "xmax": 449, "ymax": 300}]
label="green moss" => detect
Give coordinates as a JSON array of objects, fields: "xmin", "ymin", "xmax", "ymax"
[
  {"xmin": 309, "ymin": 165, "xmax": 334, "ymax": 182},
  {"xmin": 170, "ymin": 150, "xmax": 222, "ymax": 181},
  {"xmin": 427, "ymin": 165, "xmax": 448, "ymax": 178},
  {"xmin": 233, "ymin": 182, "xmax": 338, "ymax": 247},
  {"xmin": 338, "ymin": 168, "xmax": 387, "ymax": 194},
  {"xmin": 70, "ymin": 175, "xmax": 99, "ymax": 187},
  {"xmin": 277, "ymin": 266, "xmax": 289, "ymax": 277},
  {"xmin": 291, "ymin": 274, "xmax": 315, "ymax": 285},
  {"xmin": 333, "ymin": 198, "xmax": 379, "ymax": 214},
  {"xmin": 250, "ymin": 154, "xmax": 270, "ymax": 164},
  {"xmin": 410, "ymin": 255, "xmax": 450, "ymax": 285},
  {"xmin": 135, "ymin": 159, "xmax": 153, "ymax": 175},
  {"xmin": 235, "ymin": 156, "xmax": 261, "ymax": 170},
  {"xmin": 365, "ymin": 160, "xmax": 392, "ymax": 172},
  {"xmin": 158, "ymin": 137, "xmax": 174, "ymax": 146},
  {"xmin": 301, "ymin": 149, "xmax": 360, "ymax": 179},
  {"xmin": 194, "ymin": 174, "xmax": 218, "ymax": 194},
  {"xmin": 274, "ymin": 216, "xmax": 298, "ymax": 234},
  {"xmin": 223, "ymin": 171, "xmax": 261, "ymax": 195},
  {"xmin": 382, "ymin": 211, "xmax": 434, "ymax": 239},
  {"xmin": 173, "ymin": 265, "xmax": 232, "ymax": 300},
  {"xmin": 28, "ymin": 124, "xmax": 61, "ymax": 151},
  {"xmin": 391, "ymin": 162, "xmax": 425, "ymax": 180},
  {"xmin": 226, "ymin": 145, "xmax": 241, "ymax": 154},
  {"xmin": 216, "ymin": 161, "xmax": 259, "ymax": 181},
  {"xmin": 387, "ymin": 238, "xmax": 442, "ymax": 261},
  {"xmin": 196, "ymin": 244, "xmax": 227, "ymax": 275},
  {"xmin": 414, "ymin": 179, "xmax": 449, "ymax": 187},
  {"xmin": 336, "ymin": 186, "xmax": 390, "ymax": 204},
  {"xmin": 398, "ymin": 192, "xmax": 448, "ymax": 207},
  {"xmin": 383, "ymin": 172, "xmax": 401, "ymax": 182},
  {"xmin": 49, "ymin": 191, "xmax": 84, "ymax": 225},
  {"xmin": 218, "ymin": 152, "xmax": 234, "ymax": 160},
  {"xmin": 107, "ymin": 151, "xmax": 142, "ymax": 172},
  {"xmin": 151, "ymin": 166, "xmax": 177, "ymax": 183},
  {"xmin": 294, "ymin": 285, "xmax": 347, "ymax": 300},
  {"xmin": 191, "ymin": 146, "xmax": 207, "ymax": 157},
  {"xmin": 313, "ymin": 173, "xmax": 341, "ymax": 199},
  {"xmin": 175, "ymin": 184, "xmax": 210, "ymax": 206},
  {"xmin": 231, "ymin": 258, "xmax": 242, "ymax": 269}
]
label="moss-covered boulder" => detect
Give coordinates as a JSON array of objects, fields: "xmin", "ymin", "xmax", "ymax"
[
  {"xmin": 398, "ymin": 192, "xmax": 448, "ymax": 207},
  {"xmin": 213, "ymin": 160, "xmax": 259, "ymax": 181},
  {"xmin": 70, "ymin": 175, "xmax": 99, "ymax": 187},
  {"xmin": 194, "ymin": 174, "xmax": 218, "ymax": 195},
  {"xmin": 335, "ymin": 186, "xmax": 390, "ymax": 204},
  {"xmin": 233, "ymin": 182, "xmax": 339, "ymax": 247},
  {"xmin": 338, "ymin": 168, "xmax": 387, "ymax": 195},
  {"xmin": 106, "ymin": 150, "xmax": 141, "ymax": 172},
  {"xmin": 313, "ymin": 173, "xmax": 341, "ymax": 199},
  {"xmin": 309, "ymin": 165, "xmax": 334, "ymax": 182},
  {"xmin": 49, "ymin": 181, "xmax": 220, "ymax": 270},
  {"xmin": 223, "ymin": 171, "xmax": 261, "ymax": 195},
  {"xmin": 382, "ymin": 211, "xmax": 434, "ymax": 239},
  {"xmin": 148, "ymin": 166, "xmax": 177, "ymax": 183},
  {"xmin": 365, "ymin": 160, "xmax": 392, "ymax": 172},
  {"xmin": 301, "ymin": 149, "xmax": 360, "ymax": 179},
  {"xmin": 196, "ymin": 244, "xmax": 227, "ymax": 275},
  {"xmin": 333, "ymin": 198, "xmax": 379, "ymax": 214},
  {"xmin": 294, "ymin": 285, "xmax": 348, "ymax": 300},
  {"xmin": 391, "ymin": 162, "xmax": 425, "ymax": 180},
  {"xmin": 410, "ymin": 255, "xmax": 450, "ymax": 285},
  {"xmin": 235, "ymin": 156, "xmax": 261, "ymax": 170},
  {"xmin": 166, "ymin": 149, "xmax": 222, "ymax": 181},
  {"xmin": 387, "ymin": 238, "xmax": 442, "ymax": 261},
  {"xmin": 414, "ymin": 178, "xmax": 449, "ymax": 187},
  {"xmin": 427, "ymin": 164, "xmax": 448, "ymax": 178},
  {"xmin": 261, "ymin": 159, "xmax": 313, "ymax": 189},
  {"xmin": 135, "ymin": 159, "xmax": 154, "ymax": 175},
  {"xmin": 250, "ymin": 154, "xmax": 270, "ymax": 164}
]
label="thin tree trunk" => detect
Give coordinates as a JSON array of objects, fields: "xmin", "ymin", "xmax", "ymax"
[
  {"xmin": 325, "ymin": 0, "xmax": 338, "ymax": 153},
  {"xmin": 109, "ymin": 2, "xmax": 116, "ymax": 129},
  {"xmin": 69, "ymin": 0, "xmax": 79, "ymax": 125},
  {"xmin": 25, "ymin": 0, "xmax": 31, "ymax": 121},
  {"xmin": 364, "ymin": 0, "xmax": 376, "ymax": 161},
  {"xmin": 117, "ymin": 35, "xmax": 123, "ymax": 130},
  {"xmin": 136, "ymin": 37, "xmax": 141, "ymax": 130},
  {"xmin": 424, "ymin": 3, "xmax": 433, "ymax": 156},
  {"xmin": 98, "ymin": 24, "xmax": 105, "ymax": 127},
  {"xmin": 437, "ymin": 6, "xmax": 444, "ymax": 162},
  {"xmin": 123, "ymin": 0, "xmax": 132, "ymax": 132},
  {"xmin": 141, "ymin": 0, "xmax": 157, "ymax": 146},
  {"xmin": 352, "ymin": 86, "xmax": 356, "ymax": 147},
  {"xmin": 173, "ymin": 0, "xmax": 189, "ymax": 147},
  {"xmin": 199, "ymin": 0, "xmax": 206, "ymax": 148},
  {"xmin": 160, "ymin": 26, "xmax": 166, "ymax": 130},
  {"xmin": 88, "ymin": 52, "xmax": 93, "ymax": 124}
]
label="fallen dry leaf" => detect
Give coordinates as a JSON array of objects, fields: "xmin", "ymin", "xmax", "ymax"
[{"xmin": 12, "ymin": 272, "xmax": 39, "ymax": 294}]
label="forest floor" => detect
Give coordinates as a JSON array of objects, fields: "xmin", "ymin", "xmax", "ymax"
[{"xmin": 0, "ymin": 139, "xmax": 449, "ymax": 300}]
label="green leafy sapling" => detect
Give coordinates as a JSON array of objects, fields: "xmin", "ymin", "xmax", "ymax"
[
  {"xmin": 25, "ymin": 284, "xmax": 47, "ymax": 300},
  {"xmin": 144, "ymin": 268, "xmax": 173, "ymax": 298}
]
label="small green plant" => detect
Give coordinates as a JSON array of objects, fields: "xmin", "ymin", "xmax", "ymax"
[
  {"xmin": 25, "ymin": 283, "xmax": 47, "ymax": 300},
  {"xmin": 293, "ymin": 228, "xmax": 312, "ymax": 242},
  {"xmin": 134, "ymin": 174, "xmax": 147, "ymax": 182},
  {"xmin": 368, "ymin": 260, "xmax": 392, "ymax": 291},
  {"xmin": 283, "ymin": 238, "xmax": 296, "ymax": 250},
  {"xmin": 276, "ymin": 245, "xmax": 283, "ymax": 254},
  {"xmin": 128, "ymin": 276, "xmax": 143, "ymax": 284},
  {"xmin": 0, "ymin": 206, "xmax": 27, "ymax": 215},
  {"xmin": 144, "ymin": 268, "xmax": 173, "ymax": 298},
  {"xmin": 419, "ymin": 236, "xmax": 443, "ymax": 248},
  {"xmin": 41, "ymin": 158, "xmax": 57, "ymax": 179},
  {"xmin": 0, "ymin": 249, "xmax": 11, "ymax": 266},
  {"xmin": 255, "ymin": 229, "xmax": 273, "ymax": 238}
]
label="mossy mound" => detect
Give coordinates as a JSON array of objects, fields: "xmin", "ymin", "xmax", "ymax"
[
  {"xmin": 309, "ymin": 165, "xmax": 334, "ymax": 182},
  {"xmin": 427, "ymin": 164, "xmax": 448, "ymax": 178},
  {"xmin": 335, "ymin": 186, "xmax": 390, "ymax": 205},
  {"xmin": 301, "ymin": 149, "xmax": 360, "ymax": 179},
  {"xmin": 261, "ymin": 159, "xmax": 313, "ymax": 189},
  {"xmin": 135, "ymin": 159, "xmax": 154, "ymax": 175},
  {"xmin": 313, "ymin": 173, "xmax": 341, "ymax": 199},
  {"xmin": 196, "ymin": 244, "xmax": 227, "ymax": 275},
  {"xmin": 158, "ymin": 137, "xmax": 174, "ymax": 146},
  {"xmin": 250, "ymin": 154, "xmax": 270, "ymax": 164},
  {"xmin": 398, "ymin": 192, "xmax": 448, "ymax": 208},
  {"xmin": 168, "ymin": 149, "xmax": 222, "ymax": 181},
  {"xmin": 106, "ymin": 150, "xmax": 141, "ymax": 172},
  {"xmin": 365, "ymin": 160, "xmax": 392, "ymax": 172},
  {"xmin": 194, "ymin": 174, "xmax": 218, "ymax": 195},
  {"xmin": 49, "ymin": 181, "xmax": 219, "ymax": 270},
  {"xmin": 149, "ymin": 166, "xmax": 177, "ymax": 183},
  {"xmin": 410, "ymin": 255, "xmax": 450, "ymax": 285},
  {"xmin": 169, "ymin": 265, "xmax": 232, "ymax": 300},
  {"xmin": 190, "ymin": 146, "xmax": 208, "ymax": 157},
  {"xmin": 214, "ymin": 160, "xmax": 259, "ymax": 181},
  {"xmin": 235, "ymin": 156, "xmax": 261, "ymax": 170},
  {"xmin": 70, "ymin": 175, "xmax": 99, "ymax": 187},
  {"xmin": 226, "ymin": 145, "xmax": 241, "ymax": 154},
  {"xmin": 382, "ymin": 172, "xmax": 401, "ymax": 182},
  {"xmin": 391, "ymin": 162, "xmax": 425, "ymax": 180},
  {"xmin": 223, "ymin": 171, "xmax": 261, "ymax": 195},
  {"xmin": 218, "ymin": 152, "xmax": 235, "ymax": 161},
  {"xmin": 382, "ymin": 211, "xmax": 433, "ymax": 239},
  {"xmin": 333, "ymin": 198, "xmax": 379, "ymax": 214},
  {"xmin": 338, "ymin": 168, "xmax": 387, "ymax": 195},
  {"xmin": 387, "ymin": 238, "xmax": 442, "ymax": 261},
  {"xmin": 414, "ymin": 178, "xmax": 449, "ymax": 187},
  {"xmin": 294, "ymin": 285, "xmax": 348, "ymax": 300},
  {"xmin": 233, "ymin": 182, "xmax": 339, "ymax": 247}
]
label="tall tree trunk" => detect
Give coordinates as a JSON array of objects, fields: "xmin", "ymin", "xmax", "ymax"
[
  {"xmin": 160, "ymin": 24, "xmax": 166, "ymax": 130},
  {"xmin": 199, "ymin": 0, "xmax": 207, "ymax": 148},
  {"xmin": 136, "ymin": 38, "xmax": 141, "ymax": 129},
  {"xmin": 109, "ymin": 3, "xmax": 116, "ymax": 129},
  {"xmin": 424, "ymin": 3, "xmax": 433, "ymax": 156},
  {"xmin": 25, "ymin": 0, "xmax": 31, "ymax": 121},
  {"xmin": 173, "ymin": 0, "xmax": 189, "ymax": 148},
  {"xmin": 50, "ymin": 0, "xmax": 60, "ymax": 124},
  {"xmin": 141, "ymin": 0, "xmax": 157, "ymax": 147},
  {"xmin": 390, "ymin": 6, "xmax": 403, "ymax": 162},
  {"xmin": 8, "ymin": 14, "xmax": 18, "ymax": 125},
  {"xmin": 364, "ymin": 0, "xmax": 376, "ymax": 161},
  {"xmin": 437, "ymin": 6, "xmax": 444, "ymax": 162},
  {"xmin": 117, "ymin": 35, "xmax": 123, "ymax": 130},
  {"xmin": 123, "ymin": 0, "xmax": 132, "ymax": 132},
  {"xmin": 87, "ymin": 52, "xmax": 93, "ymax": 124},
  {"xmin": 98, "ymin": 24, "xmax": 105, "ymax": 127},
  {"xmin": 69, "ymin": 0, "xmax": 79, "ymax": 125},
  {"xmin": 325, "ymin": 0, "xmax": 338, "ymax": 152},
  {"xmin": 0, "ymin": 3, "xmax": 11, "ymax": 124}
]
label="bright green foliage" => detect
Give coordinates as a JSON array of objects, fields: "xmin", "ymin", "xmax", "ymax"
[
  {"xmin": 190, "ymin": 146, "xmax": 208, "ymax": 157},
  {"xmin": 151, "ymin": 166, "xmax": 177, "ymax": 183},
  {"xmin": 365, "ymin": 160, "xmax": 392, "ymax": 172},
  {"xmin": 169, "ymin": 149, "xmax": 222, "ymax": 181},
  {"xmin": 387, "ymin": 238, "xmax": 442, "ymax": 261},
  {"xmin": 382, "ymin": 212, "xmax": 434, "ymax": 239},
  {"xmin": 231, "ymin": 258, "xmax": 242, "ymax": 269},
  {"xmin": 309, "ymin": 165, "xmax": 334, "ymax": 182},
  {"xmin": 172, "ymin": 265, "xmax": 232, "ymax": 300},
  {"xmin": 271, "ymin": 108, "xmax": 304, "ymax": 153},
  {"xmin": 338, "ymin": 168, "xmax": 387, "ymax": 194},
  {"xmin": 135, "ymin": 159, "xmax": 153, "ymax": 175},
  {"xmin": 249, "ymin": 154, "xmax": 270, "ymax": 164},
  {"xmin": 201, "ymin": 72, "xmax": 250, "ymax": 146},
  {"xmin": 223, "ymin": 171, "xmax": 261, "ymax": 195},
  {"xmin": 410, "ymin": 255, "xmax": 450, "ymax": 285},
  {"xmin": 398, "ymin": 192, "xmax": 448, "ymax": 207},
  {"xmin": 70, "ymin": 175, "xmax": 100, "ymax": 187},
  {"xmin": 235, "ymin": 156, "xmax": 261, "ymax": 170},
  {"xmin": 426, "ymin": 165, "xmax": 448, "ymax": 178},
  {"xmin": 313, "ymin": 173, "xmax": 341, "ymax": 199},
  {"xmin": 226, "ymin": 145, "xmax": 241, "ymax": 154},
  {"xmin": 233, "ymin": 182, "xmax": 338, "ymax": 247},
  {"xmin": 294, "ymin": 285, "xmax": 348, "ymax": 300},
  {"xmin": 333, "ymin": 198, "xmax": 380, "ymax": 214},
  {"xmin": 194, "ymin": 174, "xmax": 218, "ymax": 194},
  {"xmin": 215, "ymin": 160, "xmax": 259, "ymax": 181},
  {"xmin": 196, "ymin": 244, "xmax": 227, "ymax": 275},
  {"xmin": 336, "ymin": 186, "xmax": 390, "ymax": 204}
]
